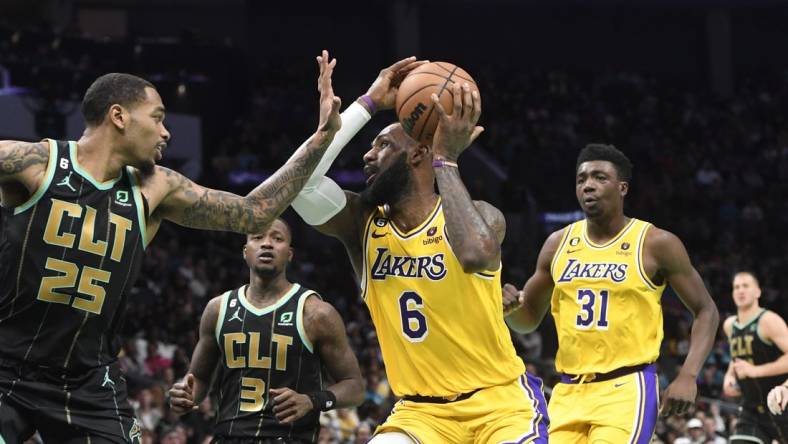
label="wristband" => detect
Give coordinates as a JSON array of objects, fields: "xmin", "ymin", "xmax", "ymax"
[
  {"xmin": 360, "ymin": 95, "xmax": 377, "ymax": 114},
  {"xmin": 308, "ymin": 390, "xmax": 337, "ymax": 412},
  {"xmin": 432, "ymin": 158, "xmax": 458, "ymax": 168}
]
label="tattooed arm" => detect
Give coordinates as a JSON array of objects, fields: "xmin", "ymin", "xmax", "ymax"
[
  {"xmin": 430, "ymin": 81, "xmax": 497, "ymax": 272},
  {"xmin": 436, "ymin": 166, "xmax": 503, "ymax": 272},
  {"xmin": 151, "ymin": 50, "xmax": 342, "ymax": 234},
  {"xmin": 0, "ymin": 140, "xmax": 49, "ymax": 186}
]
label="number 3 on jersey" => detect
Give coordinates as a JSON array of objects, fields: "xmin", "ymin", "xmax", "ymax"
[
  {"xmin": 399, "ymin": 291, "xmax": 428, "ymax": 342},
  {"xmin": 575, "ymin": 288, "xmax": 610, "ymax": 330}
]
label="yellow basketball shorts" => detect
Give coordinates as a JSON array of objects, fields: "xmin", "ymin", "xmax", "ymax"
[
  {"xmin": 548, "ymin": 363, "xmax": 659, "ymax": 444},
  {"xmin": 375, "ymin": 373, "xmax": 549, "ymax": 444}
]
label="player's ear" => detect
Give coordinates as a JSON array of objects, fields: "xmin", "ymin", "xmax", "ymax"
[
  {"xmin": 410, "ymin": 143, "xmax": 431, "ymax": 165},
  {"xmin": 620, "ymin": 181, "xmax": 629, "ymax": 197},
  {"xmin": 108, "ymin": 104, "xmax": 128, "ymax": 131},
  {"xmin": 242, "ymin": 245, "xmax": 247, "ymax": 259},
  {"xmin": 288, "ymin": 247, "xmax": 294, "ymax": 263}
]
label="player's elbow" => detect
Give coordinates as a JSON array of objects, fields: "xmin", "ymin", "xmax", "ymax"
[
  {"xmin": 347, "ymin": 377, "xmax": 365, "ymax": 407},
  {"xmin": 456, "ymin": 246, "xmax": 499, "ymax": 274}
]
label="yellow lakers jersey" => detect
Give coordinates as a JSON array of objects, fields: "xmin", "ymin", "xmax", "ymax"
[
  {"xmin": 550, "ymin": 218, "xmax": 666, "ymax": 375},
  {"xmin": 361, "ymin": 199, "xmax": 524, "ymax": 397}
]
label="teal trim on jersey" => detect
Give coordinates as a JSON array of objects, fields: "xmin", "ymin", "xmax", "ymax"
[
  {"xmin": 756, "ymin": 313, "xmax": 774, "ymax": 346},
  {"xmin": 0, "ymin": 432, "xmax": 6, "ymax": 444},
  {"xmin": 297, "ymin": 291, "xmax": 319, "ymax": 353},
  {"xmin": 215, "ymin": 291, "xmax": 231, "ymax": 345},
  {"xmin": 733, "ymin": 309, "xmax": 766, "ymax": 330},
  {"xmin": 13, "ymin": 139, "xmax": 58, "ymax": 215},
  {"xmin": 69, "ymin": 141, "xmax": 122, "ymax": 190},
  {"xmin": 126, "ymin": 166, "xmax": 149, "ymax": 248},
  {"xmin": 239, "ymin": 283, "xmax": 300, "ymax": 316}
]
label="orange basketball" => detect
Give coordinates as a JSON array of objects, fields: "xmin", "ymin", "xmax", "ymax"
[{"xmin": 395, "ymin": 62, "xmax": 479, "ymax": 145}]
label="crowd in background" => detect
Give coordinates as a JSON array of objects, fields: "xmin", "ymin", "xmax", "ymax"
[{"xmin": 2, "ymin": 24, "xmax": 788, "ymax": 444}]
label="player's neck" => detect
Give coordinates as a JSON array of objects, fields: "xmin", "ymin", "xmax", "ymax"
[
  {"xmin": 76, "ymin": 130, "xmax": 126, "ymax": 182},
  {"xmin": 246, "ymin": 272, "xmax": 293, "ymax": 308},
  {"xmin": 585, "ymin": 213, "xmax": 629, "ymax": 243},
  {"xmin": 737, "ymin": 304, "xmax": 762, "ymax": 323},
  {"xmin": 388, "ymin": 190, "xmax": 439, "ymax": 233}
]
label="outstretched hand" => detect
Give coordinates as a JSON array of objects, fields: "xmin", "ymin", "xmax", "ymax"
[
  {"xmin": 431, "ymin": 82, "xmax": 484, "ymax": 162},
  {"xmin": 365, "ymin": 56, "xmax": 429, "ymax": 112},
  {"xmin": 316, "ymin": 50, "xmax": 342, "ymax": 135}
]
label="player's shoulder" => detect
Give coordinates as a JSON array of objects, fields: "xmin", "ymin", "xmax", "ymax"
[
  {"xmin": 722, "ymin": 315, "xmax": 737, "ymax": 334},
  {"xmin": 759, "ymin": 310, "xmax": 788, "ymax": 330},
  {"xmin": 302, "ymin": 294, "xmax": 345, "ymax": 340}
]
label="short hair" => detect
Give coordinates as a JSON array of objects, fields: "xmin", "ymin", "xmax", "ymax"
[
  {"xmin": 576, "ymin": 144, "xmax": 633, "ymax": 182},
  {"xmin": 734, "ymin": 271, "xmax": 760, "ymax": 287},
  {"xmin": 247, "ymin": 218, "xmax": 292, "ymax": 243},
  {"xmin": 81, "ymin": 73, "xmax": 155, "ymax": 127}
]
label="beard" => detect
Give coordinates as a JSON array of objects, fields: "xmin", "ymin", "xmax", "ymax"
[
  {"xmin": 137, "ymin": 158, "xmax": 155, "ymax": 175},
  {"xmin": 361, "ymin": 153, "xmax": 412, "ymax": 207}
]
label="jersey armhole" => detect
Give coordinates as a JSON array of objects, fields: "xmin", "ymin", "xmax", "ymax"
[
  {"xmin": 126, "ymin": 166, "xmax": 149, "ymax": 249},
  {"xmin": 13, "ymin": 139, "xmax": 58, "ymax": 215},
  {"xmin": 636, "ymin": 222, "xmax": 659, "ymax": 290},
  {"xmin": 549, "ymin": 225, "xmax": 573, "ymax": 278},
  {"xmin": 756, "ymin": 310, "xmax": 774, "ymax": 345},
  {"xmin": 214, "ymin": 291, "xmax": 231, "ymax": 346},
  {"xmin": 359, "ymin": 210, "xmax": 378, "ymax": 301},
  {"xmin": 297, "ymin": 291, "xmax": 321, "ymax": 353}
]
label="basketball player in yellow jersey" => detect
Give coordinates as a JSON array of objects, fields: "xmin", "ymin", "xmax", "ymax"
[
  {"xmin": 288, "ymin": 74, "xmax": 548, "ymax": 441},
  {"xmin": 505, "ymin": 144, "xmax": 719, "ymax": 444}
]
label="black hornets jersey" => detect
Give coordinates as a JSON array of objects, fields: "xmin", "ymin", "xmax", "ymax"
[
  {"xmin": 0, "ymin": 139, "xmax": 147, "ymax": 370},
  {"xmin": 214, "ymin": 283, "xmax": 323, "ymax": 442},
  {"xmin": 730, "ymin": 310, "xmax": 788, "ymax": 409}
]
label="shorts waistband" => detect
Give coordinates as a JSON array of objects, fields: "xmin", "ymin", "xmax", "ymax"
[
  {"xmin": 403, "ymin": 388, "xmax": 481, "ymax": 404},
  {"xmin": 560, "ymin": 363, "xmax": 655, "ymax": 384}
]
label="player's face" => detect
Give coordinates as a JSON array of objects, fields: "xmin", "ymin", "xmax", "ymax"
[
  {"xmin": 732, "ymin": 273, "xmax": 760, "ymax": 308},
  {"xmin": 243, "ymin": 219, "xmax": 293, "ymax": 276},
  {"xmin": 125, "ymin": 87, "xmax": 170, "ymax": 174},
  {"xmin": 361, "ymin": 124, "xmax": 413, "ymax": 206},
  {"xmin": 576, "ymin": 160, "xmax": 628, "ymax": 218}
]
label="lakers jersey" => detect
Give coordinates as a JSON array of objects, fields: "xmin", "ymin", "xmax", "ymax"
[
  {"xmin": 0, "ymin": 140, "xmax": 146, "ymax": 370},
  {"xmin": 361, "ymin": 198, "xmax": 524, "ymax": 397},
  {"xmin": 730, "ymin": 310, "xmax": 788, "ymax": 409},
  {"xmin": 214, "ymin": 283, "xmax": 322, "ymax": 441},
  {"xmin": 550, "ymin": 218, "xmax": 666, "ymax": 375}
]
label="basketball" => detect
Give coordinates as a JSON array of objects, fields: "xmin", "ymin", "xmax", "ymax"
[{"xmin": 395, "ymin": 62, "xmax": 479, "ymax": 145}]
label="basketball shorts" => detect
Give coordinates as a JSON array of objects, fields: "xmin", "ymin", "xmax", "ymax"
[
  {"xmin": 0, "ymin": 358, "xmax": 140, "ymax": 443},
  {"xmin": 730, "ymin": 405, "xmax": 788, "ymax": 443},
  {"xmin": 375, "ymin": 372, "xmax": 549, "ymax": 443},
  {"xmin": 548, "ymin": 363, "xmax": 659, "ymax": 444}
]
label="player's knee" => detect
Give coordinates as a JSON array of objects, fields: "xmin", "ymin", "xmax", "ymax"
[{"xmin": 368, "ymin": 431, "xmax": 417, "ymax": 444}]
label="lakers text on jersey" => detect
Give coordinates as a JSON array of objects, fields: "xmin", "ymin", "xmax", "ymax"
[
  {"xmin": 361, "ymin": 198, "xmax": 524, "ymax": 398},
  {"xmin": 550, "ymin": 218, "xmax": 666, "ymax": 376}
]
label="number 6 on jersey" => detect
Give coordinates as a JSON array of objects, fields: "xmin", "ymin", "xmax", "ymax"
[{"xmin": 399, "ymin": 291, "xmax": 428, "ymax": 342}]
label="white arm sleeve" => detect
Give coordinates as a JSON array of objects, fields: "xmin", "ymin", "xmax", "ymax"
[{"xmin": 291, "ymin": 100, "xmax": 371, "ymax": 225}]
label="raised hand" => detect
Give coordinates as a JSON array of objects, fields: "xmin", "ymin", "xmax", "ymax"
[
  {"xmin": 169, "ymin": 373, "xmax": 197, "ymax": 415},
  {"xmin": 270, "ymin": 387, "xmax": 314, "ymax": 424},
  {"xmin": 365, "ymin": 56, "xmax": 429, "ymax": 112},
  {"xmin": 431, "ymin": 82, "xmax": 484, "ymax": 162},
  {"xmin": 316, "ymin": 50, "xmax": 342, "ymax": 136}
]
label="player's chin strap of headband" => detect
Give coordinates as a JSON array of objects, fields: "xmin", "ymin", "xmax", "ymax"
[{"xmin": 292, "ymin": 100, "xmax": 372, "ymax": 225}]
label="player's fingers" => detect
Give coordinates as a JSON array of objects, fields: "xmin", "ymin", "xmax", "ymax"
[
  {"xmin": 186, "ymin": 374, "xmax": 195, "ymax": 388},
  {"xmin": 398, "ymin": 60, "xmax": 429, "ymax": 75},
  {"xmin": 331, "ymin": 96, "xmax": 342, "ymax": 113},
  {"xmin": 503, "ymin": 283, "xmax": 518, "ymax": 293},
  {"xmin": 780, "ymin": 389, "xmax": 788, "ymax": 410},
  {"xmin": 431, "ymin": 94, "xmax": 448, "ymax": 119},
  {"xmin": 170, "ymin": 398, "xmax": 194, "ymax": 410},
  {"xmin": 468, "ymin": 126, "xmax": 484, "ymax": 144},
  {"xmin": 471, "ymin": 89, "xmax": 482, "ymax": 124},
  {"xmin": 276, "ymin": 407, "xmax": 298, "ymax": 422},
  {"xmin": 451, "ymin": 83, "xmax": 462, "ymax": 117},
  {"xmin": 386, "ymin": 56, "xmax": 417, "ymax": 73},
  {"xmin": 462, "ymin": 83, "xmax": 472, "ymax": 118},
  {"xmin": 169, "ymin": 388, "xmax": 193, "ymax": 401}
]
